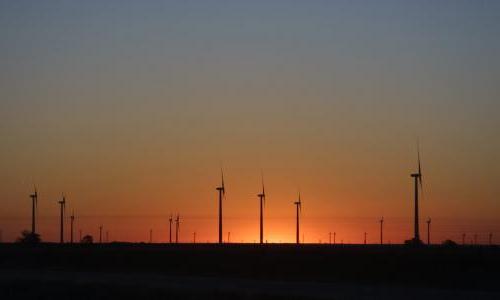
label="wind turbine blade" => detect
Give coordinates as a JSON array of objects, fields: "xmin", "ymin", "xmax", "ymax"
[{"xmin": 221, "ymin": 168, "xmax": 225, "ymax": 195}]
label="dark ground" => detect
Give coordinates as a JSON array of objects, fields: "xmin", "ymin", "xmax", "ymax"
[{"xmin": 0, "ymin": 243, "xmax": 498, "ymax": 299}]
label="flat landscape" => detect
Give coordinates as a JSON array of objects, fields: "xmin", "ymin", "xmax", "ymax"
[{"xmin": 1, "ymin": 244, "xmax": 499, "ymax": 299}]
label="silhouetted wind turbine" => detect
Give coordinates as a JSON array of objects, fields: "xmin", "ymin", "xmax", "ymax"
[
  {"xmin": 334, "ymin": 232, "xmax": 336, "ymax": 244},
  {"xmin": 29, "ymin": 186, "xmax": 38, "ymax": 234},
  {"xmin": 489, "ymin": 233, "xmax": 493, "ymax": 246},
  {"xmin": 149, "ymin": 229, "xmax": 153, "ymax": 243},
  {"xmin": 294, "ymin": 193, "xmax": 302, "ymax": 244},
  {"xmin": 426, "ymin": 218, "xmax": 431, "ymax": 245},
  {"xmin": 462, "ymin": 233, "xmax": 466, "ymax": 245},
  {"xmin": 175, "ymin": 214, "xmax": 180, "ymax": 243},
  {"xmin": 70, "ymin": 211, "xmax": 75, "ymax": 244},
  {"xmin": 410, "ymin": 143, "xmax": 423, "ymax": 244},
  {"xmin": 329, "ymin": 232, "xmax": 332, "ymax": 244},
  {"xmin": 379, "ymin": 217, "xmax": 384, "ymax": 245},
  {"xmin": 364, "ymin": 232, "xmax": 367, "ymax": 245},
  {"xmin": 216, "ymin": 169, "xmax": 225, "ymax": 244},
  {"xmin": 58, "ymin": 195, "xmax": 66, "ymax": 244},
  {"xmin": 99, "ymin": 225, "xmax": 103, "ymax": 243},
  {"xmin": 258, "ymin": 173, "xmax": 266, "ymax": 244},
  {"xmin": 169, "ymin": 214, "xmax": 173, "ymax": 243}
]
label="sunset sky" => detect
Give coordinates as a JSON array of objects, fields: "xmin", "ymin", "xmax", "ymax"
[{"xmin": 1, "ymin": 1, "xmax": 499, "ymax": 244}]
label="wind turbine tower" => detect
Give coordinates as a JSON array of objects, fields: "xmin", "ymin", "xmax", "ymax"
[
  {"xmin": 99, "ymin": 225, "xmax": 103, "ymax": 243},
  {"xmin": 216, "ymin": 170, "xmax": 225, "ymax": 244},
  {"xmin": 380, "ymin": 217, "xmax": 384, "ymax": 245},
  {"xmin": 58, "ymin": 195, "xmax": 66, "ymax": 244},
  {"xmin": 175, "ymin": 214, "xmax": 180, "ymax": 243},
  {"xmin": 294, "ymin": 193, "xmax": 302, "ymax": 244},
  {"xmin": 70, "ymin": 211, "xmax": 75, "ymax": 244},
  {"xmin": 426, "ymin": 218, "xmax": 431, "ymax": 245},
  {"xmin": 169, "ymin": 215, "xmax": 173, "ymax": 243},
  {"xmin": 29, "ymin": 187, "xmax": 38, "ymax": 234},
  {"xmin": 410, "ymin": 144, "xmax": 423, "ymax": 244},
  {"xmin": 258, "ymin": 175, "xmax": 266, "ymax": 244}
]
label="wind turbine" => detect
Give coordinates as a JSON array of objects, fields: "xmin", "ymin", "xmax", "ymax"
[
  {"xmin": 216, "ymin": 169, "xmax": 225, "ymax": 244},
  {"xmin": 258, "ymin": 173, "xmax": 266, "ymax": 244},
  {"xmin": 294, "ymin": 193, "xmax": 302, "ymax": 244},
  {"xmin": 364, "ymin": 232, "xmax": 367, "ymax": 245},
  {"xmin": 426, "ymin": 218, "xmax": 431, "ymax": 245},
  {"xmin": 58, "ymin": 195, "xmax": 66, "ymax": 244},
  {"xmin": 410, "ymin": 143, "xmax": 423, "ymax": 244},
  {"xmin": 175, "ymin": 214, "xmax": 180, "ymax": 243},
  {"xmin": 379, "ymin": 217, "xmax": 384, "ymax": 245},
  {"xmin": 169, "ymin": 215, "xmax": 173, "ymax": 243},
  {"xmin": 99, "ymin": 225, "xmax": 103, "ymax": 243},
  {"xmin": 70, "ymin": 211, "xmax": 75, "ymax": 244},
  {"xmin": 29, "ymin": 186, "xmax": 38, "ymax": 235}
]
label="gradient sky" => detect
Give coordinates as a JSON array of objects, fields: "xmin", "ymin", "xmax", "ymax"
[{"xmin": 1, "ymin": 0, "xmax": 499, "ymax": 244}]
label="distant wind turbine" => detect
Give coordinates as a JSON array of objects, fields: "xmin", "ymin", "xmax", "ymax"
[
  {"xmin": 258, "ymin": 173, "xmax": 266, "ymax": 244},
  {"xmin": 294, "ymin": 193, "xmax": 302, "ymax": 244},
  {"xmin": 216, "ymin": 169, "xmax": 225, "ymax": 244},
  {"xmin": 426, "ymin": 218, "xmax": 431, "ymax": 245},
  {"xmin": 58, "ymin": 195, "xmax": 66, "ymax": 244},
  {"xmin": 175, "ymin": 214, "xmax": 180, "ymax": 243},
  {"xmin": 70, "ymin": 211, "xmax": 75, "ymax": 244},
  {"xmin": 99, "ymin": 225, "xmax": 103, "ymax": 243},
  {"xmin": 379, "ymin": 217, "xmax": 384, "ymax": 245},
  {"xmin": 29, "ymin": 186, "xmax": 38, "ymax": 235},
  {"xmin": 169, "ymin": 214, "xmax": 173, "ymax": 243},
  {"xmin": 410, "ymin": 142, "xmax": 423, "ymax": 244},
  {"xmin": 364, "ymin": 232, "xmax": 367, "ymax": 245}
]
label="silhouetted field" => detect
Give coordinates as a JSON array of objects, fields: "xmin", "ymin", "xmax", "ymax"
[{"xmin": 0, "ymin": 243, "xmax": 499, "ymax": 299}]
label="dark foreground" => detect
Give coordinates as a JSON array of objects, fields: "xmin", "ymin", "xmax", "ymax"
[{"xmin": 0, "ymin": 243, "xmax": 499, "ymax": 299}]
